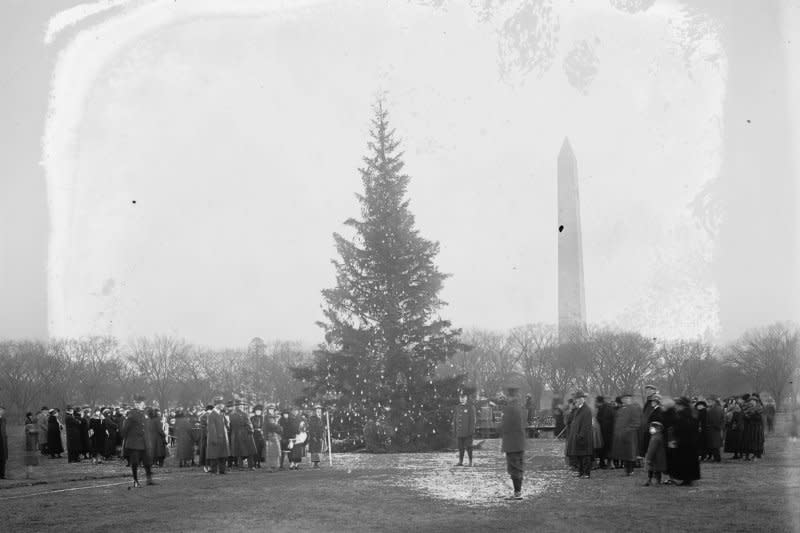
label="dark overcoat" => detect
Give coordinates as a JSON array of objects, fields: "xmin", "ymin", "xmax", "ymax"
[
  {"xmin": 206, "ymin": 409, "xmax": 230, "ymax": 459},
  {"xmin": 596, "ymin": 403, "xmax": 615, "ymax": 455},
  {"xmin": 641, "ymin": 403, "xmax": 663, "ymax": 457},
  {"xmin": 89, "ymin": 417, "xmax": 107, "ymax": 456},
  {"xmin": 705, "ymin": 405, "xmax": 724, "ymax": 449},
  {"xmin": 146, "ymin": 417, "xmax": 167, "ymax": 459},
  {"xmin": 229, "ymin": 411, "xmax": 256, "ymax": 457},
  {"xmin": 174, "ymin": 416, "xmax": 195, "ymax": 462},
  {"xmin": 453, "ymin": 404, "xmax": 476, "ymax": 439},
  {"xmin": 741, "ymin": 404, "xmax": 765, "ymax": 455},
  {"xmin": 307, "ymin": 415, "xmax": 325, "ymax": 454},
  {"xmin": 644, "ymin": 431, "xmax": 667, "ymax": 473},
  {"xmin": 499, "ymin": 399, "xmax": 526, "ymax": 453},
  {"xmin": 121, "ymin": 409, "xmax": 148, "ymax": 451},
  {"xmin": 565, "ymin": 403, "xmax": 593, "ymax": 457},
  {"xmin": 65, "ymin": 414, "xmax": 82, "ymax": 454},
  {"xmin": 78, "ymin": 415, "xmax": 90, "ymax": 454},
  {"xmin": 611, "ymin": 404, "xmax": 641, "ymax": 461},
  {"xmin": 667, "ymin": 408, "xmax": 700, "ymax": 481},
  {"xmin": 47, "ymin": 414, "xmax": 64, "ymax": 455},
  {"xmin": 0, "ymin": 417, "xmax": 7, "ymax": 466}
]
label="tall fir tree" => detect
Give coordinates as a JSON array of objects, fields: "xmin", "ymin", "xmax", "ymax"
[{"xmin": 293, "ymin": 99, "xmax": 464, "ymax": 450}]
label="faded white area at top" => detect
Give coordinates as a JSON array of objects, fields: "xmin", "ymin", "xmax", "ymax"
[
  {"xmin": 43, "ymin": 0, "xmax": 336, "ymax": 336},
  {"xmin": 44, "ymin": 0, "xmax": 130, "ymax": 45}
]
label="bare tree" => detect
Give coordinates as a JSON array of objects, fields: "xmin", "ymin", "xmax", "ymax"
[
  {"xmin": 460, "ymin": 329, "xmax": 520, "ymax": 397},
  {"xmin": 657, "ymin": 340, "xmax": 718, "ymax": 397},
  {"xmin": 728, "ymin": 322, "xmax": 799, "ymax": 409},
  {"xmin": 508, "ymin": 323, "xmax": 556, "ymax": 411},
  {"xmin": 127, "ymin": 335, "xmax": 192, "ymax": 408},
  {"xmin": 590, "ymin": 329, "xmax": 658, "ymax": 398}
]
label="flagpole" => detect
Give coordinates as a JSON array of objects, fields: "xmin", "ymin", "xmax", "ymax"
[{"xmin": 326, "ymin": 409, "xmax": 333, "ymax": 466}]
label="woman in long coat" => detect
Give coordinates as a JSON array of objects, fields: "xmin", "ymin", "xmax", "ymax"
[
  {"xmin": 102, "ymin": 410, "xmax": 118, "ymax": 459},
  {"xmin": 24, "ymin": 413, "xmax": 40, "ymax": 478},
  {"xmin": 611, "ymin": 395, "xmax": 641, "ymax": 475},
  {"xmin": 263, "ymin": 406, "xmax": 282, "ymax": 472},
  {"xmin": 88, "ymin": 410, "xmax": 107, "ymax": 463},
  {"xmin": 47, "ymin": 410, "xmax": 64, "ymax": 458},
  {"xmin": 724, "ymin": 400, "xmax": 743, "ymax": 458},
  {"xmin": 307, "ymin": 406, "xmax": 325, "ymax": 468},
  {"xmin": 146, "ymin": 409, "xmax": 168, "ymax": 467},
  {"xmin": 666, "ymin": 397, "xmax": 701, "ymax": 486},
  {"xmin": 741, "ymin": 397, "xmax": 765, "ymax": 460},
  {"xmin": 174, "ymin": 411, "xmax": 195, "ymax": 467}
]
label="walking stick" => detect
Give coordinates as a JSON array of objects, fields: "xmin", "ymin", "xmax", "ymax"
[{"xmin": 326, "ymin": 410, "xmax": 333, "ymax": 467}]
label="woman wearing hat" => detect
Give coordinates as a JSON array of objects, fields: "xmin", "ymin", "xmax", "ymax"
[
  {"xmin": 47, "ymin": 409, "xmax": 64, "ymax": 458},
  {"xmin": 665, "ymin": 397, "xmax": 700, "ymax": 486},
  {"xmin": 23, "ymin": 412, "xmax": 40, "ymax": 478},
  {"xmin": 229, "ymin": 401, "xmax": 257, "ymax": 469},
  {"xmin": 307, "ymin": 405, "xmax": 325, "ymax": 469},
  {"xmin": 263, "ymin": 404, "xmax": 282, "ymax": 472},
  {"xmin": 250, "ymin": 405, "xmax": 266, "ymax": 469}
]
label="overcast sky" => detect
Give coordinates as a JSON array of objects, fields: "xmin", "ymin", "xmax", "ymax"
[{"xmin": 1, "ymin": 0, "xmax": 798, "ymax": 348}]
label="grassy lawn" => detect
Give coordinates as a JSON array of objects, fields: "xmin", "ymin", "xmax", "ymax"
[{"xmin": 1, "ymin": 428, "xmax": 798, "ymax": 532}]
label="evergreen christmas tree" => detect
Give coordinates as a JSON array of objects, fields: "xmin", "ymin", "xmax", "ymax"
[{"xmin": 293, "ymin": 99, "xmax": 464, "ymax": 451}]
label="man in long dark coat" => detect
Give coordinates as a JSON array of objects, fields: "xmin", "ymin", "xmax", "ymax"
[
  {"xmin": 565, "ymin": 391, "xmax": 594, "ymax": 478},
  {"xmin": 452, "ymin": 391, "xmax": 477, "ymax": 467},
  {"xmin": 705, "ymin": 398, "xmax": 724, "ymax": 462},
  {"xmin": 65, "ymin": 407, "xmax": 82, "ymax": 463},
  {"xmin": 611, "ymin": 393, "xmax": 641, "ymax": 475},
  {"xmin": 206, "ymin": 397, "xmax": 230, "ymax": 474},
  {"xmin": 595, "ymin": 396, "xmax": 615, "ymax": 469},
  {"xmin": 121, "ymin": 395, "xmax": 155, "ymax": 487},
  {"xmin": 278, "ymin": 409, "xmax": 297, "ymax": 470},
  {"xmin": 498, "ymin": 385, "xmax": 526, "ymax": 500},
  {"xmin": 229, "ymin": 401, "xmax": 256, "ymax": 469},
  {"xmin": 37, "ymin": 407, "xmax": 50, "ymax": 456}
]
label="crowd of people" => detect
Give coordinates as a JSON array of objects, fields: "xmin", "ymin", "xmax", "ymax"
[
  {"xmin": 558, "ymin": 386, "xmax": 783, "ymax": 486},
  {"xmin": 0, "ymin": 396, "xmax": 327, "ymax": 486}
]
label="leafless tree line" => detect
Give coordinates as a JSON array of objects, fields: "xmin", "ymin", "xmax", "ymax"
[
  {"xmin": 0, "ymin": 335, "xmax": 309, "ymax": 416},
  {"xmin": 440, "ymin": 322, "xmax": 799, "ymax": 411}
]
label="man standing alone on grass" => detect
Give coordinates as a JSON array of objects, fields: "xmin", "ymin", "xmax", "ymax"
[
  {"xmin": 453, "ymin": 391, "xmax": 476, "ymax": 467},
  {"xmin": 498, "ymin": 385, "xmax": 526, "ymax": 500},
  {"xmin": 121, "ymin": 395, "xmax": 155, "ymax": 487}
]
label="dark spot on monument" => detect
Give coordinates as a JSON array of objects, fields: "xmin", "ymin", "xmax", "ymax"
[
  {"xmin": 746, "ymin": 119, "xmax": 751, "ymax": 124},
  {"xmin": 558, "ymin": 225, "xmax": 564, "ymax": 233},
  {"xmin": 132, "ymin": 200, "xmax": 136, "ymax": 204}
]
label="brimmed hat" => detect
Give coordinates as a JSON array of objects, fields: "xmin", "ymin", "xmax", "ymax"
[
  {"xmin": 695, "ymin": 399, "xmax": 708, "ymax": 408},
  {"xmin": 133, "ymin": 394, "xmax": 146, "ymax": 403},
  {"xmin": 649, "ymin": 421, "xmax": 663, "ymax": 430},
  {"xmin": 595, "ymin": 396, "xmax": 605, "ymax": 403},
  {"xmin": 644, "ymin": 384, "xmax": 657, "ymax": 390},
  {"xmin": 574, "ymin": 390, "xmax": 587, "ymax": 399},
  {"xmin": 212, "ymin": 396, "xmax": 225, "ymax": 405},
  {"xmin": 675, "ymin": 396, "xmax": 691, "ymax": 407},
  {"xmin": 313, "ymin": 404, "xmax": 323, "ymax": 409},
  {"xmin": 266, "ymin": 403, "xmax": 277, "ymax": 410},
  {"xmin": 621, "ymin": 392, "xmax": 633, "ymax": 398},
  {"xmin": 253, "ymin": 404, "xmax": 264, "ymax": 412}
]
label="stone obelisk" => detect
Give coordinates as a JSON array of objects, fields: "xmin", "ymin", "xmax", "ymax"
[{"xmin": 557, "ymin": 138, "xmax": 587, "ymax": 342}]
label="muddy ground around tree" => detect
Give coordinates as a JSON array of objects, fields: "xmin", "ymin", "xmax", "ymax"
[{"xmin": 1, "ymin": 429, "xmax": 798, "ymax": 532}]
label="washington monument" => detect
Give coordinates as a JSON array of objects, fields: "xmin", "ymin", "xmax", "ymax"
[{"xmin": 557, "ymin": 137, "xmax": 587, "ymax": 342}]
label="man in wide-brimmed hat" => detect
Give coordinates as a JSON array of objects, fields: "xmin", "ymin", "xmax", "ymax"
[
  {"xmin": 229, "ymin": 399, "xmax": 256, "ymax": 469},
  {"xmin": 498, "ymin": 385, "xmax": 526, "ymax": 500}
]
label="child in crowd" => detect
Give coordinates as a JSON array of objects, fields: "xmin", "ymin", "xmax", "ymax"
[{"xmin": 644, "ymin": 421, "xmax": 666, "ymax": 486}]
